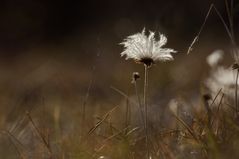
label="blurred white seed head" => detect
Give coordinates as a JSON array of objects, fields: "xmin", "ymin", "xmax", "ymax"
[
  {"xmin": 206, "ymin": 66, "xmax": 238, "ymax": 101},
  {"xmin": 206, "ymin": 49, "xmax": 224, "ymax": 67},
  {"xmin": 120, "ymin": 28, "xmax": 177, "ymax": 67}
]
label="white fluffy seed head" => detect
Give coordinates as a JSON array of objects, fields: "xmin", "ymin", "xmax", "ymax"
[{"xmin": 120, "ymin": 29, "xmax": 176, "ymax": 66}]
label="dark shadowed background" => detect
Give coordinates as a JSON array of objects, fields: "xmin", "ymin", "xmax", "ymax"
[{"xmin": 0, "ymin": 0, "xmax": 238, "ymax": 56}]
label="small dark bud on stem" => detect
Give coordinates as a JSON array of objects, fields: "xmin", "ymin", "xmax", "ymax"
[
  {"xmin": 203, "ymin": 94, "xmax": 212, "ymax": 101},
  {"xmin": 131, "ymin": 72, "xmax": 140, "ymax": 83},
  {"xmin": 232, "ymin": 63, "xmax": 239, "ymax": 70}
]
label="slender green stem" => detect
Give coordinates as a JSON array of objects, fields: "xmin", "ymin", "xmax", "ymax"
[{"xmin": 144, "ymin": 64, "xmax": 150, "ymax": 159}]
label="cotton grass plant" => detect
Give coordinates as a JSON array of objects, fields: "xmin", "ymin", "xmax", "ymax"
[
  {"xmin": 2, "ymin": 2, "xmax": 239, "ymax": 159},
  {"xmin": 120, "ymin": 29, "xmax": 176, "ymax": 159}
]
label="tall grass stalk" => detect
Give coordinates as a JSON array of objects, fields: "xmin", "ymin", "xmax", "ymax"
[
  {"xmin": 125, "ymin": 90, "xmax": 131, "ymax": 132},
  {"xmin": 144, "ymin": 64, "xmax": 150, "ymax": 159},
  {"xmin": 133, "ymin": 79, "xmax": 144, "ymax": 126},
  {"xmin": 81, "ymin": 78, "xmax": 93, "ymax": 130},
  {"xmin": 225, "ymin": 0, "xmax": 238, "ymax": 113},
  {"xmin": 235, "ymin": 69, "xmax": 239, "ymax": 112},
  {"xmin": 81, "ymin": 67, "xmax": 95, "ymax": 139},
  {"xmin": 187, "ymin": 3, "xmax": 235, "ymax": 54},
  {"xmin": 26, "ymin": 112, "xmax": 52, "ymax": 157}
]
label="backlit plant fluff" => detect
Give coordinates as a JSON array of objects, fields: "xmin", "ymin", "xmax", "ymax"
[{"xmin": 120, "ymin": 29, "xmax": 177, "ymax": 67}]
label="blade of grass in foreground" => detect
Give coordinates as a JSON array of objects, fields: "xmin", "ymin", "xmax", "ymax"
[
  {"xmin": 172, "ymin": 113, "xmax": 200, "ymax": 143},
  {"xmin": 87, "ymin": 105, "xmax": 119, "ymax": 136}
]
